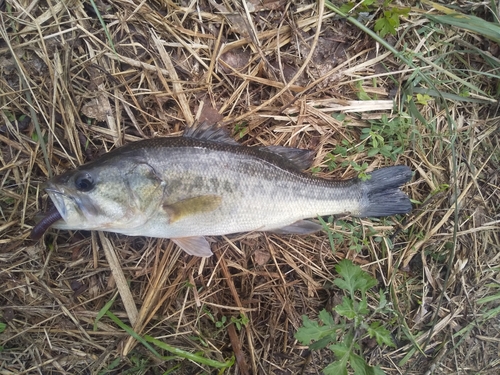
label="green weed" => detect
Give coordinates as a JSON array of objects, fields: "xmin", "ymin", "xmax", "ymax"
[
  {"xmin": 231, "ymin": 313, "xmax": 250, "ymax": 331},
  {"xmin": 204, "ymin": 307, "xmax": 249, "ymax": 332},
  {"xmin": 338, "ymin": 0, "xmax": 410, "ymax": 38},
  {"xmin": 322, "ymin": 219, "xmax": 375, "ymax": 254},
  {"xmin": 295, "ymin": 260, "xmax": 395, "ymax": 375},
  {"xmin": 355, "ymin": 81, "xmax": 372, "ymax": 101},
  {"xmin": 374, "ymin": 4, "xmax": 410, "ymax": 38},
  {"xmin": 98, "ymin": 357, "xmax": 121, "ymax": 374},
  {"xmin": 213, "ymin": 314, "xmax": 248, "ymax": 331},
  {"xmin": 215, "ymin": 315, "xmax": 227, "ymax": 328},
  {"xmin": 360, "ymin": 114, "xmax": 412, "ymax": 160},
  {"xmin": 328, "ymin": 111, "xmax": 412, "ymax": 177},
  {"xmin": 415, "ymin": 93, "xmax": 433, "ymax": 106},
  {"xmin": 233, "ymin": 122, "xmax": 248, "ymax": 138}
]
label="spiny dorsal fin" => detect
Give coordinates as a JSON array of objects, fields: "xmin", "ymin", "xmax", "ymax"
[{"xmin": 183, "ymin": 122, "xmax": 239, "ymax": 145}]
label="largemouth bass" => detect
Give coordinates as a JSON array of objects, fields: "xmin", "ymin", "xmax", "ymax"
[{"xmin": 31, "ymin": 125, "xmax": 412, "ymax": 257}]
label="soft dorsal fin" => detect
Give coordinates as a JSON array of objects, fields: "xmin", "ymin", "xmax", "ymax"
[
  {"xmin": 183, "ymin": 122, "xmax": 239, "ymax": 145},
  {"xmin": 259, "ymin": 145, "xmax": 315, "ymax": 170}
]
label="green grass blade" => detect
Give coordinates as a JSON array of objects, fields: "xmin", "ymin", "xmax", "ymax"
[
  {"xmin": 426, "ymin": 14, "xmax": 500, "ymax": 44},
  {"xmin": 105, "ymin": 310, "xmax": 163, "ymax": 358},
  {"xmin": 89, "ymin": 0, "xmax": 117, "ymax": 53},
  {"xmin": 144, "ymin": 335, "xmax": 235, "ymax": 369},
  {"xmin": 105, "ymin": 310, "xmax": 234, "ymax": 369},
  {"xmin": 94, "ymin": 292, "xmax": 118, "ymax": 331}
]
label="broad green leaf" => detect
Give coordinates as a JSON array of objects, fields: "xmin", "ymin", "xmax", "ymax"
[
  {"xmin": 326, "ymin": 343, "xmax": 350, "ymax": 375},
  {"xmin": 358, "ymin": 299, "xmax": 369, "ymax": 316},
  {"xmin": 368, "ymin": 322, "xmax": 396, "ymax": 347},
  {"xmin": 374, "ymin": 17, "xmax": 394, "ymax": 38},
  {"xmin": 334, "ymin": 260, "xmax": 378, "ymax": 296},
  {"xmin": 335, "ymin": 296, "xmax": 356, "ymax": 319},
  {"xmin": 376, "ymin": 290, "xmax": 389, "ymax": 312},
  {"xmin": 324, "ymin": 360, "xmax": 349, "ymax": 375},
  {"xmin": 339, "ymin": 3, "xmax": 354, "ymax": 14},
  {"xmin": 295, "ymin": 314, "xmax": 339, "ymax": 344},
  {"xmin": 350, "ymin": 352, "xmax": 371, "ymax": 375},
  {"xmin": 329, "ymin": 342, "xmax": 350, "ymax": 360},
  {"xmin": 351, "ymin": 351, "xmax": 388, "ymax": 375},
  {"xmin": 310, "ymin": 335, "xmax": 335, "ymax": 350},
  {"xmin": 319, "ymin": 309, "xmax": 335, "ymax": 326},
  {"xmin": 295, "ymin": 316, "xmax": 323, "ymax": 344}
]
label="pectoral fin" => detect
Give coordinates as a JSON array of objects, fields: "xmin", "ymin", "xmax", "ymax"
[
  {"xmin": 171, "ymin": 237, "xmax": 213, "ymax": 257},
  {"xmin": 269, "ymin": 220, "xmax": 322, "ymax": 235},
  {"xmin": 163, "ymin": 195, "xmax": 222, "ymax": 223}
]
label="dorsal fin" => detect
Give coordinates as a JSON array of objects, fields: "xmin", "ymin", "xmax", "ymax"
[
  {"xmin": 259, "ymin": 145, "xmax": 315, "ymax": 170},
  {"xmin": 183, "ymin": 123, "xmax": 315, "ymax": 170},
  {"xmin": 183, "ymin": 122, "xmax": 239, "ymax": 145}
]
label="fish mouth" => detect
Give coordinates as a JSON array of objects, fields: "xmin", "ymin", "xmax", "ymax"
[
  {"xmin": 45, "ymin": 184, "xmax": 99, "ymax": 225},
  {"xmin": 30, "ymin": 183, "xmax": 98, "ymax": 240},
  {"xmin": 45, "ymin": 186, "xmax": 70, "ymax": 222},
  {"xmin": 30, "ymin": 185, "xmax": 70, "ymax": 240}
]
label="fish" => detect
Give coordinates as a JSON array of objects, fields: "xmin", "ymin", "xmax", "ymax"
[{"xmin": 31, "ymin": 124, "xmax": 412, "ymax": 257}]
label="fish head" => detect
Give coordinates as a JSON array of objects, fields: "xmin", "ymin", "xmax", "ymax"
[{"xmin": 45, "ymin": 158, "xmax": 165, "ymax": 232}]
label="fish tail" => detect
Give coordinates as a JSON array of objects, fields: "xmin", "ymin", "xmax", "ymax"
[{"xmin": 357, "ymin": 166, "xmax": 413, "ymax": 217}]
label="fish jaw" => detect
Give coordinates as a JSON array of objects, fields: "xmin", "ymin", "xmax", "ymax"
[
  {"xmin": 45, "ymin": 188, "xmax": 68, "ymax": 225},
  {"xmin": 45, "ymin": 185, "xmax": 150, "ymax": 232},
  {"xmin": 45, "ymin": 184, "xmax": 100, "ymax": 230}
]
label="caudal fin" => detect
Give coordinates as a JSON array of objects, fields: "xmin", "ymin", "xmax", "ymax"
[{"xmin": 358, "ymin": 166, "xmax": 412, "ymax": 217}]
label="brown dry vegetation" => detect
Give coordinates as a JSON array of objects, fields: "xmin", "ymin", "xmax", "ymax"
[{"xmin": 1, "ymin": 0, "xmax": 499, "ymax": 374}]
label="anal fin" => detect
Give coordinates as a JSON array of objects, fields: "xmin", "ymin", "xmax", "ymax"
[{"xmin": 269, "ymin": 220, "xmax": 322, "ymax": 235}]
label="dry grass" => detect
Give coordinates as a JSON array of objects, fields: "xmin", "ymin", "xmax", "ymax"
[{"xmin": 1, "ymin": 0, "xmax": 499, "ymax": 374}]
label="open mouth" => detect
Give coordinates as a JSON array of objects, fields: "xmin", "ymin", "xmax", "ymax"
[{"xmin": 30, "ymin": 184, "xmax": 102, "ymax": 240}]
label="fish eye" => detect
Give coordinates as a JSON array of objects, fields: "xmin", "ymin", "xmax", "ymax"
[{"xmin": 75, "ymin": 172, "xmax": 95, "ymax": 192}]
